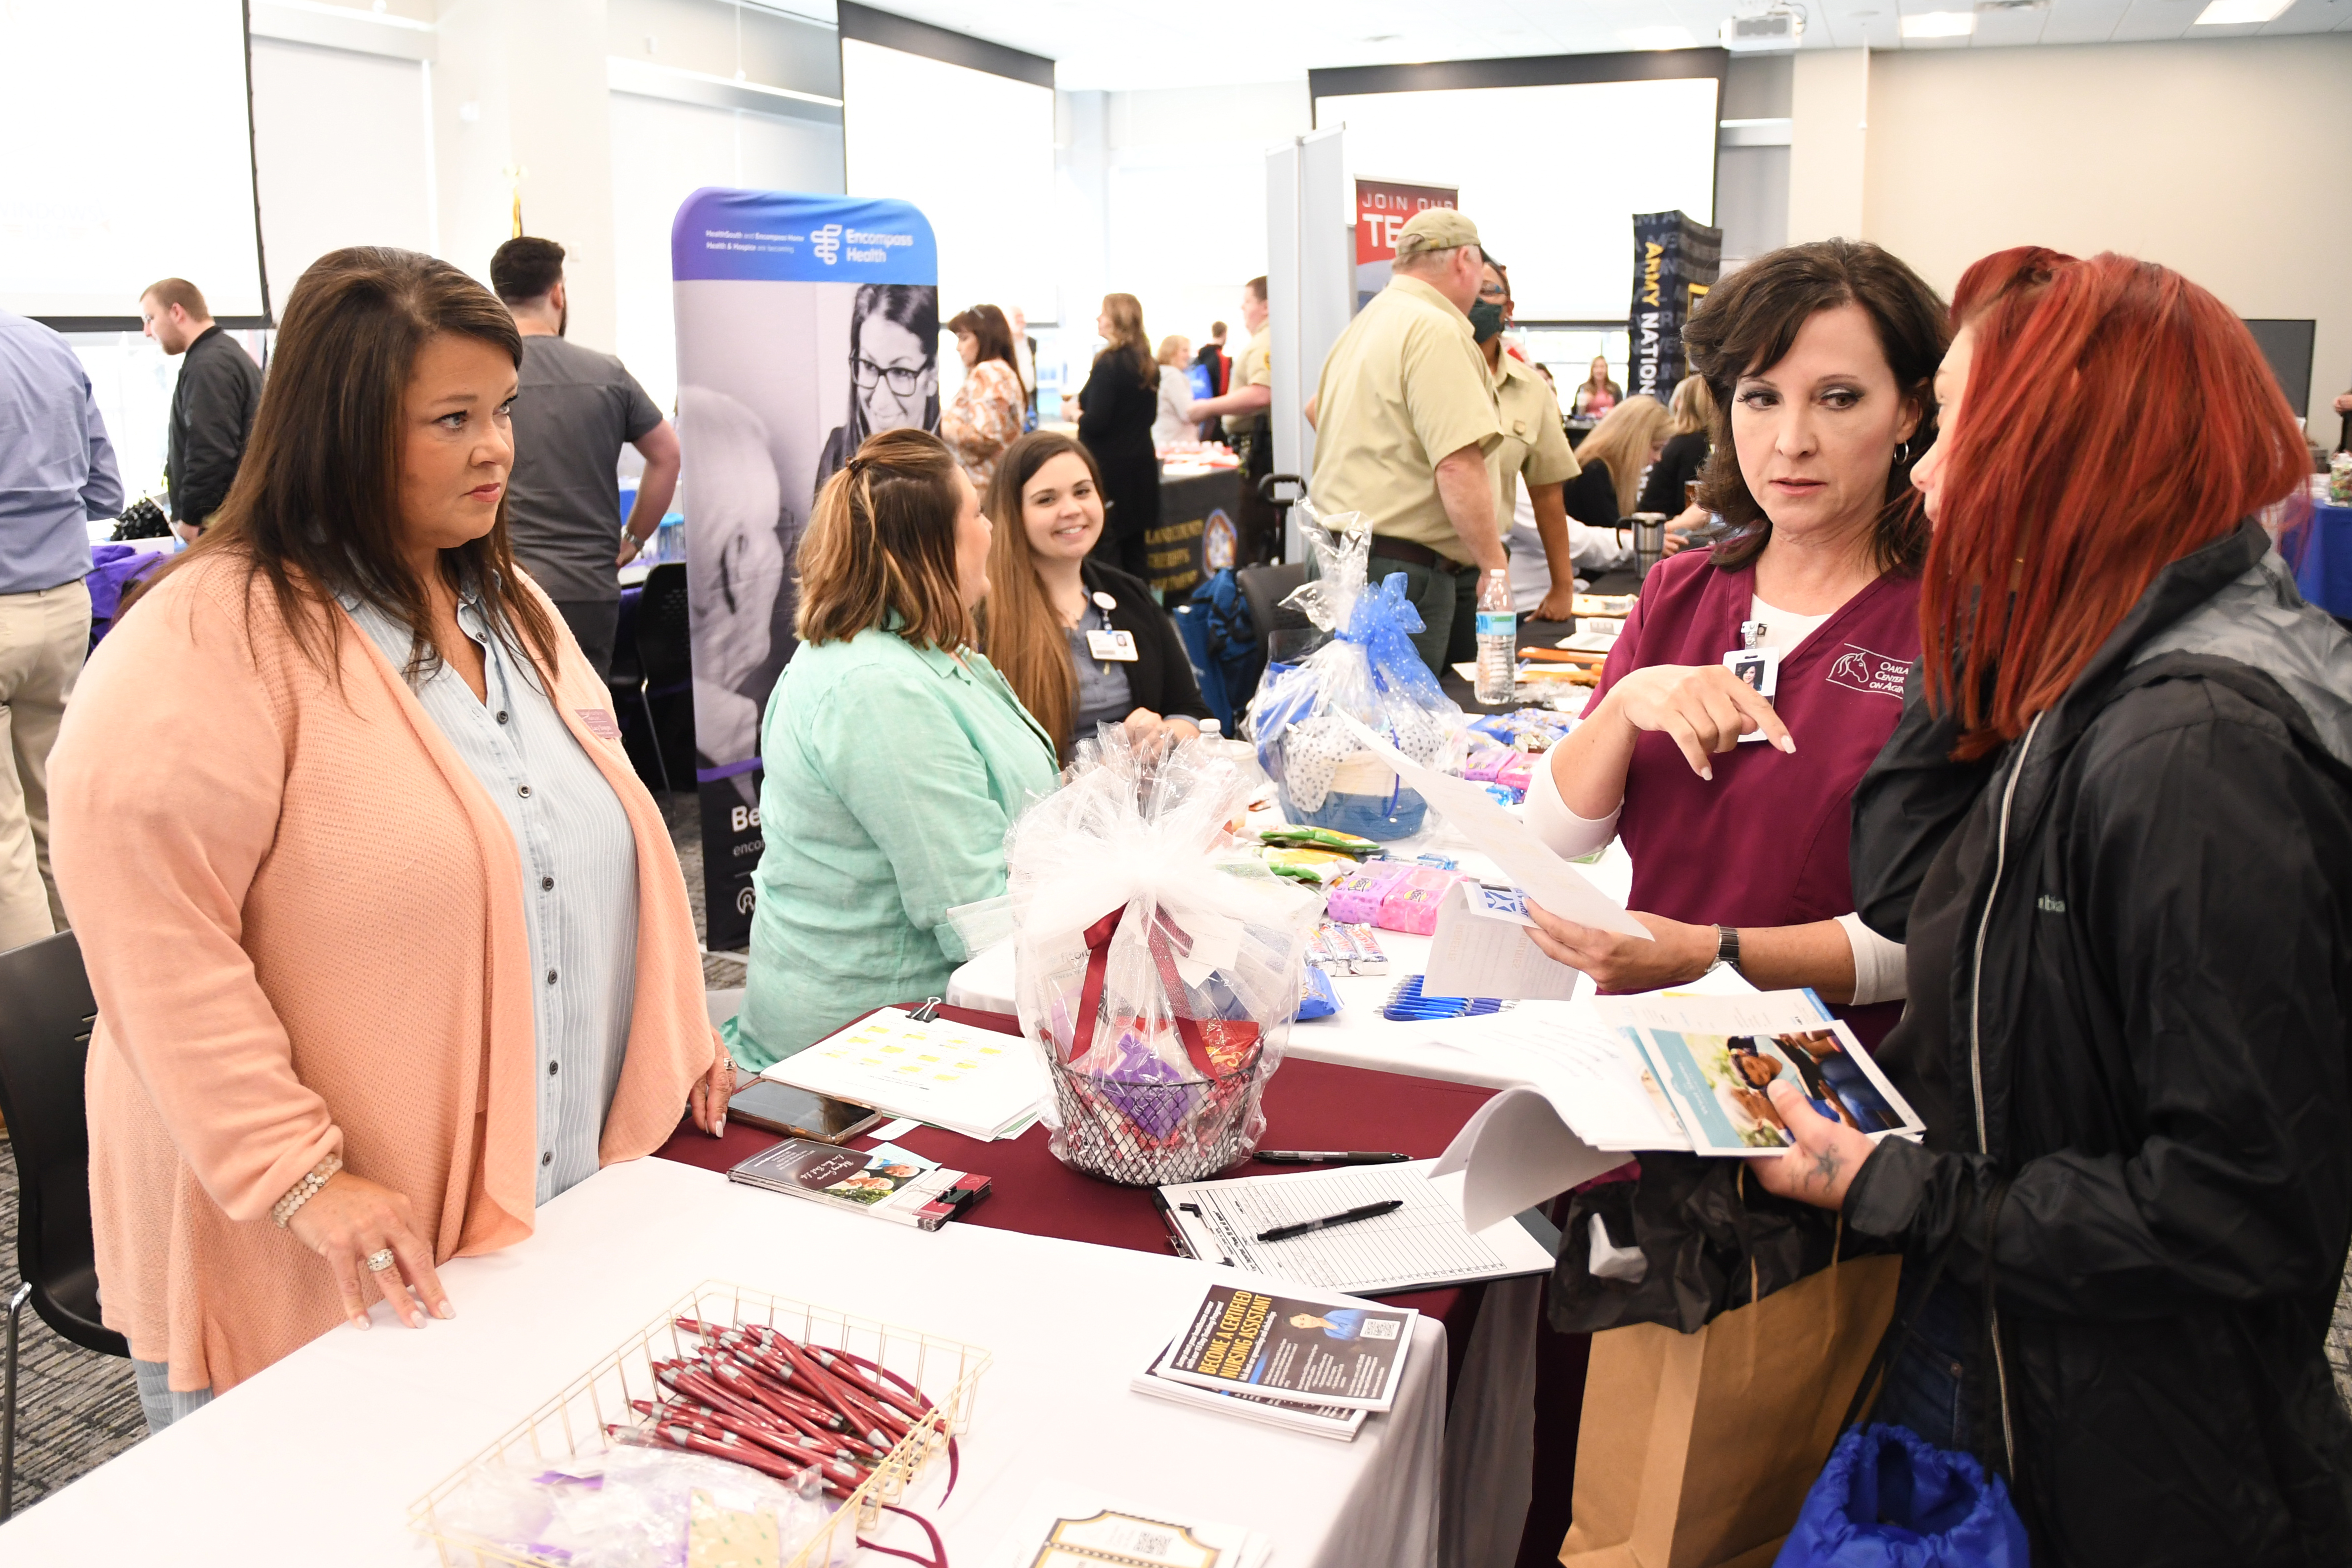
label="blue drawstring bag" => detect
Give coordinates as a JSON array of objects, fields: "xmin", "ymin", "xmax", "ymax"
[{"xmin": 1775, "ymin": 1422, "xmax": 2029, "ymax": 1568}]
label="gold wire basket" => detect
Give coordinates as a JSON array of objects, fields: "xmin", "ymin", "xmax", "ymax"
[{"xmin": 408, "ymin": 1278, "xmax": 991, "ymax": 1568}]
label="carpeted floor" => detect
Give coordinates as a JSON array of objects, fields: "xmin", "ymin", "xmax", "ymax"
[
  {"xmin": 0, "ymin": 1136, "xmax": 147, "ymax": 1512},
  {"xmin": 0, "ymin": 788, "xmax": 728, "ymax": 1512}
]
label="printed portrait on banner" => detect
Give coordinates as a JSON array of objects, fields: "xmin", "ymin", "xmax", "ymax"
[{"xmin": 670, "ymin": 189, "xmax": 939, "ymax": 948}]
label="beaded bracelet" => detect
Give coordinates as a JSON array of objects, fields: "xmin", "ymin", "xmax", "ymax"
[{"xmin": 270, "ymin": 1152, "xmax": 344, "ymax": 1228}]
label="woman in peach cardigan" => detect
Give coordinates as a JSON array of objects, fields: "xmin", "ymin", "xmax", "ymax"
[{"xmin": 48, "ymin": 248, "xmax": 733, "ymax": 1427}]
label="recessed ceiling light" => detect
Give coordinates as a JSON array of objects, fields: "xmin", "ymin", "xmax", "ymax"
[
  {"xmin": 1850, "ymin": 8, "xmax": 1879, "ymax": 14},
  {"xmin": 2193, "ymin": 0, "xmax": 2290, "ymax": 21},
  {"xmin": 1900, "ymin": 9, "xmax": 1977, "ymax": 35},
  {"xmin": 1620, "ymin": 24, "xmax": 1697, "ymax": 47},
  {"xmin": 1359, "ymin": 33, "xmax": 1401, "ymax": 42}
]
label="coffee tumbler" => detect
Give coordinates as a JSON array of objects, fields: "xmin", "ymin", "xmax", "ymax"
[{"xmin": 1632, "ymin": 512, "xmax": 1668, "ymax": 582}]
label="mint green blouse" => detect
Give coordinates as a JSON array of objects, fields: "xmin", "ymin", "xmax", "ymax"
[{"xmin": 727, "ymin": 628, "xmax": 1060, "ymax": 1067}]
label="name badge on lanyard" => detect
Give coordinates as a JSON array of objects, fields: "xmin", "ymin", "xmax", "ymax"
[
  {"xmin": 1723, "ymin": 618, "xmax": 1779, "ymax": 739},
  {"xmin": 1086, "ymin": 627, "xmax": 1140, "ymax": 663}
]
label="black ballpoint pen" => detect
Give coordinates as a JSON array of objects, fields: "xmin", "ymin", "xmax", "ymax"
[
  {"xmin": 1255, "ymin": 1150, "xmax": 1411, "ymax": 1165},
  {"xmin": 1257, "ymin": 1198, "xmax": 1404, "ymax": 1243}
]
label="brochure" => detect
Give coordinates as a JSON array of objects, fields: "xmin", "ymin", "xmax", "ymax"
[
  {"xmin": 1130, "ymin": 1343, "xmax": 1368, "ymax": 1441},
  {"xmin": 1594, "ymin": 1000, "xmax": 1923, "ymax": 1158},
  {"xmin": 1153, "ymin": 1280, "xmax": 1416, "ymax": 1412},
  {"xmin": 726, "ymin": 1138, "xmax": 991, "ymax": 1231},
  {"xmin": 1429, "ymin": 987, "xmax": 1924, "ymax": 1228}
]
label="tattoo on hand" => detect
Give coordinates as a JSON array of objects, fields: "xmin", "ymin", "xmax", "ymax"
[{"xmin": 1810, "ymin": 1147, "xmax": 1842, "ymax": 1188}]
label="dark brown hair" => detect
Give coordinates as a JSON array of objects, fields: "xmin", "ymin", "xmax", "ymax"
[
  {"xmin": 978, "ymin": 431, "xmax": 1107, "ymax": 759},
  {"xmin": 947, "ymin": 304, "xmax": 1019, "ymax": 375},
  {"xmin": 1682, "ymin": 239, "xmax": 1948, "ymax": 574},
  {"xmin": 141, "ymin": 277, "xmax": 209, "ymax": 318},
  {"xmin": 489, "ymin": 236, "xmax": 566, "ymax": 304},
  {"xmin": 797, "ymin": 427, "xmax": 974, "ymax": 650},
  {"xmin": 136, "ymin": 246, "xmax": 559, "ymax": 680}
]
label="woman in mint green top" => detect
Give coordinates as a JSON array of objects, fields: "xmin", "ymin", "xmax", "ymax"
[{"xmin": 729, "ymin": 428, "xmax": 1059, "ymax": 1067}]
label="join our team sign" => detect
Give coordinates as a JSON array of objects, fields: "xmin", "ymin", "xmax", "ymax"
[{"xmin": 669, "ymin": 188, "xmax": 939, "ymax": 950}]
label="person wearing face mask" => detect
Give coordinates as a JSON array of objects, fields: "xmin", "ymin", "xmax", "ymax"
[
  {"xmin": 1520, "ymin": 240, "xmax": 1947, "ymax": 1047},
  {"xmin": 727, "ymin": 428, "xmax": 1058, "ymax": 1069},
  {"xmin": 1473, "ymin": 257, "xmax": 1584, "ymax": 624},
  {"xmin": 1307, "ymin": 208, "xmax": 1506, "ymax": 677},
  {"xmin": 980, "ymin": 431, "xmax": 1210, "ymax": 762}
]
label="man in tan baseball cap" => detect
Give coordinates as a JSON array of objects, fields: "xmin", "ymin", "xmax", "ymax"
[{"xmin": 1306, "ymin": 207, "xmax": 1504, "ymax": 675}]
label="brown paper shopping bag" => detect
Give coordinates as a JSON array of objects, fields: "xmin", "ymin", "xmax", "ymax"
[{"xmin": 1557, "ymin": 1238, "xmax": 1901, "ymax": 1568}]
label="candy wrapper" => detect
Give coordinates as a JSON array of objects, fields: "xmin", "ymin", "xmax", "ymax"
[
  {"xmin": 1243, "ymin": 498, "xmax": 1464, "ymax": 840},
  {"xmin": 1007, "ymin": 727, "xmax": 1321, "ymax": 1184}
]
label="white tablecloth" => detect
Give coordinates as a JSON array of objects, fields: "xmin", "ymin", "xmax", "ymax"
[
  {"xmin": 948, "ymin": 833, "xmax": 1636, "ymax": 1091},
  {"xmin": 0, "ymin": 1157, "xmax": 1445, "ymax": 1568}
]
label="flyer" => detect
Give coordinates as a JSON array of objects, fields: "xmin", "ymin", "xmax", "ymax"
[{"xmin": 1153, "ymin": 1282, "xmax": 1415, "ymax": 1412}]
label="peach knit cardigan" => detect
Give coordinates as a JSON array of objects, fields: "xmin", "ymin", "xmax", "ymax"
[{"xmin": 48, "ymin": 555, "xmax": 725, "ymax": 1394}]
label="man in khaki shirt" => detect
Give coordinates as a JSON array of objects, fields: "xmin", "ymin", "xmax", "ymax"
[
  {"xmin": 1306, "ymin": 209, "xmax": 1503, "ymax": 675},
  {"xmin": 1477, "ymin": 255, "xmax": 1581, "ymax": 623},
  {"xmin": 1192, "ymin": 275, "xmax": 1276, "ymax": 559}
]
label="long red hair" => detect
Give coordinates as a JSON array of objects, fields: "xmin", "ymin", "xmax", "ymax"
[{"xmin": 1919, "ymin": 248, "xmax": 2310, "ymax": 760}]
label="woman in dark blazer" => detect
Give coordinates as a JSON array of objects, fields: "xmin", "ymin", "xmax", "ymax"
[
  {"xmin": 981, "ymin": 431, "xmax": 1209, "ymax": 762},
  {"xmin": 1070, "ymin": 293, "xmax": 1162, "ymax": 580}
]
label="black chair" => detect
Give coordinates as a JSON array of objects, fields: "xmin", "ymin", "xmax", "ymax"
[
  {"xmin": 0, "ymin": 931, "xmax": 130, "ymax": 1520},
  {"xmin": 634, "ymin": 564, "xmax": 696, "ymax": 794},
  {"xmin": 607, "ymin": 587, "xmax": 667, "ymax": 793},
  {"xmin": 1236, "ymin": 561, "xmax": 1313, "ymax": 665}
]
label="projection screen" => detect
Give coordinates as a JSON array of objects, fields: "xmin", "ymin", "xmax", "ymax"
[{"xmin": 0, "ymin": 0, "xmax": 268, "ymax": 326}]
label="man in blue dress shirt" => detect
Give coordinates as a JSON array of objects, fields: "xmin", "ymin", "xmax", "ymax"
[{"xmin": 0, "ymin": 309, "xmax": 123, "ymax": 948}]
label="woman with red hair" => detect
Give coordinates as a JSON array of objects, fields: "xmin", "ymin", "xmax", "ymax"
[{"xmin": 1760, "ymin": 249, "xmax": 2352, "ymax": 1563}]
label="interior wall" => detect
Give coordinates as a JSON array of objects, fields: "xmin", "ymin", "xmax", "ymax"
[
  {"xmin": 1103, "ymin": 82, "xmax": 1310, "ymax": 377},
  {"xmin": 1863, "ymin": 35, "xmax": 2352, "ymax": 442},
  {"xmin": 608, "ymin": 91, "xmax": 844, "ymax": 418}
]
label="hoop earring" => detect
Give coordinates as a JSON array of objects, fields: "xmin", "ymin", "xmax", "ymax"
[{"xmin": 1894, "ymin": 440, "xmax": 1912, "ymax": 466}]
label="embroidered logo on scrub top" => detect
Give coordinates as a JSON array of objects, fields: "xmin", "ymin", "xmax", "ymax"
[{"xmin": 1826, "ymin": 646, "xmax": 1911, "ymax": 699}]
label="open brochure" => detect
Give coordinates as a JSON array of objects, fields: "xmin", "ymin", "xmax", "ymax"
[
  {"xmin": 1153, "ymin": 1279, "xmax": 1417, "ymax": 1413},
  {"xmin": 1428, "ymin": 989, "xmax": 1924, "ymax": 1229}
]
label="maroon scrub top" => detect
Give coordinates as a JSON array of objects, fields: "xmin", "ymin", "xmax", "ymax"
[{"xmin": 1583, "ymin": 547, "xmax": 1921, "ymax": 1044}]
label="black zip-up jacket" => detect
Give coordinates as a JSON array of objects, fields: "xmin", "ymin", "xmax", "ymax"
[
  {"xmin": 167, "ymin": 324, "xmax": 263, "ymax": 524},
  {"xmin": 1845, "ymin": 522, "xmax": 2352, "ymax": 1565}
]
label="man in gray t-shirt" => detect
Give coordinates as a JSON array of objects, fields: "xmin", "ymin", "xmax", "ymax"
[{"xmin": 491, "ymin": 237, "xmax": 681, "ymax": 678}]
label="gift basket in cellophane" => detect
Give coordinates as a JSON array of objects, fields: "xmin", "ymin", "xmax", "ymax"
[
  {"xmin": 1244, "ymin": 498, "xmax": 1464, "ymax": 841},
  {"xmin": 1007, "ymin": 728, "xmax": 1320, "ymax": 1185}
]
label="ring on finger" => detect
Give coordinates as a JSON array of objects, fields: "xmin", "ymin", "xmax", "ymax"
[{"xmin": 364, "ymin": 1248, "xmax": 397, "ymax": 1273}]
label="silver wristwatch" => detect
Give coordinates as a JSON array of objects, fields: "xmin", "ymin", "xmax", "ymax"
[{"xmin": 1715, "ymin": 925, "xmax": 1741, "ymax": 973}]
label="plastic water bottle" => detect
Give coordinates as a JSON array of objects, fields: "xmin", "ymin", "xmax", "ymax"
[{"xmin": 1474, "ymin": 569, "xmax": 1516, "ymax": 705}]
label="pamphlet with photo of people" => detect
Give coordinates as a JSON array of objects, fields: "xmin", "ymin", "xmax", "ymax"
[
  {"xmin": 1590, "ymin": 992, "xmax": 1924, "ymax": 1157},
  {"xmin": 1154, "ymin": 1281, "xmax": 1416, "ymax": 1412}
]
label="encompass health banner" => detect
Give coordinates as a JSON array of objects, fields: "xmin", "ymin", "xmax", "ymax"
[
  {"xmin": 1627, "ymin": 210, "xmax": 1723, "ymax": 402},
  {"xmin": 672, "ymin": 188, "xmax": 939, "ymax": 950}
]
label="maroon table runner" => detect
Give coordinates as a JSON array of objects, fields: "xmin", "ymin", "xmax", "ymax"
[{"xmin": 652, "ymin": 1004, "xmax": 1499, "ymax": 1338}]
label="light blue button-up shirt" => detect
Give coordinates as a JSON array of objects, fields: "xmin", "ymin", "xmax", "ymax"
[
  {"xmin": 0, "ymin": 309, "xmax": 122, "ymax": 594},
  {"xmin": 346, "ymin": 595, "xmax": 638, "ymax": 1204}
]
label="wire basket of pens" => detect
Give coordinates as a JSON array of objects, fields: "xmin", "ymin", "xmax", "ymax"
[
  {"xmin": 1044, "ymin": 1051, "xmax": 1266, "ymax": 1186},
  {"xmin": 408, "ymin": 1280, "xmax": 989, "ymax": 1568}
]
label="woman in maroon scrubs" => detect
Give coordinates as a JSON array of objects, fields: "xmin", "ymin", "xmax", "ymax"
[{"xmin": 1523, "ymin": 240, "xmax": 1947, "ymax": 1046}]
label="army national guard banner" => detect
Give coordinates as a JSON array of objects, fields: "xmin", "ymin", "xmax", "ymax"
[
  {"xmin": 1627, "ymin": 210, "xmax": 1723, "ymax": 403},
  {"xmin": 671, "ymin": 188, "xmax": 939, "ymax": 950}
]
